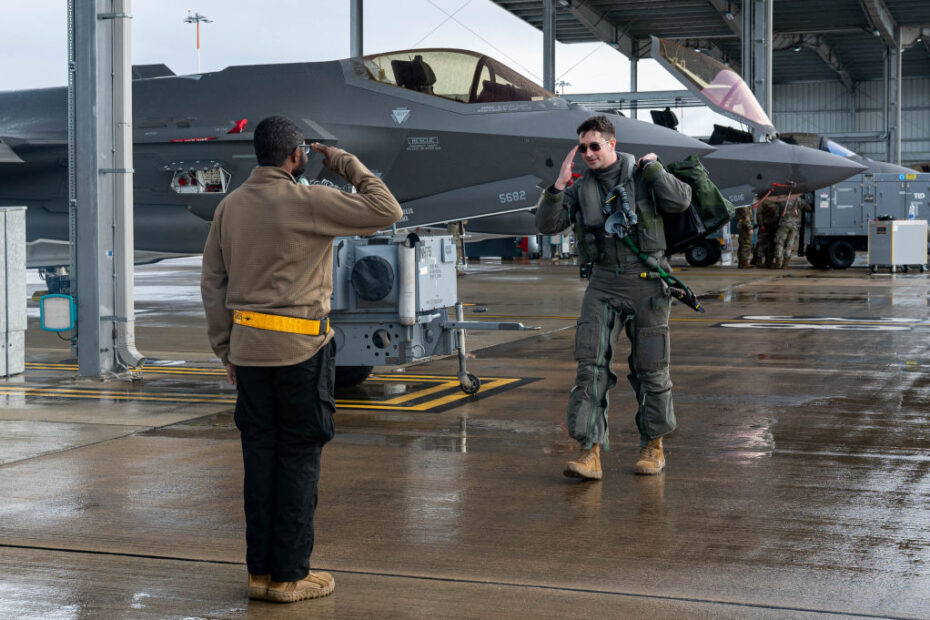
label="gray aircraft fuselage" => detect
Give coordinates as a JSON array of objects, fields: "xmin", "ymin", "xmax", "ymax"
[{"xmin": 0, "ymin": 49, "xmax": 713, "ymax": 268}]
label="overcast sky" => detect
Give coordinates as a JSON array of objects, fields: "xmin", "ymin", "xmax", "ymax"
[{"xmin": 0, "ymin": 0, "xmax": 730, "ymax": 134}]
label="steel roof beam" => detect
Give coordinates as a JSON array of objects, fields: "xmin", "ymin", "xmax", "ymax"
[
  {"xmin": 859, "ymin": 0, "xmax": 897, "ymax": 48},
  {"xmin": 773, "ymin": 34, "xmax": 856, "ymax": 93},
  {"xmin": 562, "ymin": 0, "xmax": 636, "ymax": 58},
  {"xmin": 900, "ymin": 26, "xmax": 930, "ymax": 49},
  {"xmin": 705, "ymin": 0, "xmax": 742, "ymax": 39}
]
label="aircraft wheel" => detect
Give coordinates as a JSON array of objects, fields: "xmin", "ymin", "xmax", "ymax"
[
  {"xmin": 335, "ymin": 365, "xmax": 373, "ymax": 387},
  {"xmin": 826, "ymin": 240, "xmax": 855, "ymax": 269},
  {"xmin": 460, "ymin": 373, "xmax": 481, "ymax": 395},
  {"xmin": 684, "ymin": 240, "xmax": 721, "ymax": 267}
]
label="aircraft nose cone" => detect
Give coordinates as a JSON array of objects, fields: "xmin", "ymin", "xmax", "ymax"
[
  {"xmin": 777, "ymin": 140, "xmax": 868, "ymax": 190},
  {"xmin": 702, "ymin": 140, "xmax": 868, "ymax": 194}
]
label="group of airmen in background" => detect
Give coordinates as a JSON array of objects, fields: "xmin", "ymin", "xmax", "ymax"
[{"xmin": 736, "ymin": 193, "xmax": 813, "ymax": 269}]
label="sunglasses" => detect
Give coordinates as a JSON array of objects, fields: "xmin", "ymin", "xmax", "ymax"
[
  {"xmin": 577, "ymin": 140, "xmax": 611, "ymax": 154},
  {"xmin": 295, "ymin": 144, "xmax": 312, "ymax": 155}
]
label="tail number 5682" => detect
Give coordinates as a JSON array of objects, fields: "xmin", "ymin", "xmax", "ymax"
[{"xmin": 499, "ymin": 190, "xmax": 526, "ymax": 204}]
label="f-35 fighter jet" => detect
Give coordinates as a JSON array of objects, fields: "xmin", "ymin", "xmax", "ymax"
[{"xmin": 0, "ymin": 48, "xmax": 713, "ymax": 269}]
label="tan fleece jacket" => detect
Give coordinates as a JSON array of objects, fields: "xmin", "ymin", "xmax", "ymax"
[{"xmin": 200, "ymin": 149, "xmax": 403, "ymax": 366}]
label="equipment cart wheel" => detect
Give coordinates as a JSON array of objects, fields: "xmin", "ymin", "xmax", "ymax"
[
  {"xmin": 826, "ymin": 239, "xmax": 855, "ymax": 269},
  {"xmin": 870, "ymin": 265, "xmax": 878, "ymax": 273},
  {"xmin": 460, "ymin": 373, "xmax": 481, "ymax": 395},
  {"xmin": 684, "ymin": 240, "xmax": 721, "ymax": 267},
  {"xmin": 921, "ymin": 265, "xmax": 927, "ymax": 273},
  {"xmin": 890, "ymin": 265, "xmax": 897, "ymax": 273}
]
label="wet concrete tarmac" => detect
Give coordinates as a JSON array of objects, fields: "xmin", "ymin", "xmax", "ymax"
[{"xmin": 3, "ymin": 257, "xmax": 930, "ymax": 618}]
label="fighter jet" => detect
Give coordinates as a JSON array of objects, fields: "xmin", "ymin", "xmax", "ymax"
[
  {"xmin": 779, "ymin": 132, "xmax": 916, "ymax": 175},
  {"xmin": 650, "ymin": 37, "xmax": 866, "ymax": 206},
  {"xmin": 0, "ymin": 48, "xmax": 713, "ymax": 270},
  {"xmin": 466, "ymin": 38, "xmax": 868, "ymax": 243}
]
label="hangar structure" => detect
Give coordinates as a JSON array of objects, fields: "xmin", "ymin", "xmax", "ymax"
[{"xmin": 488, "ymin": 0, "xmax": 930, "ymax": 166}]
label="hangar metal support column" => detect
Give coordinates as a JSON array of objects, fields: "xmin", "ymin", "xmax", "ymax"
[
  {"xmin": 885, "ymin": 27, "xmax": 902, "ymax": 165},
  {"xmin": 742, "ymin": 0, "xmax": 773, "ymax": 137},
  {"xmin": 70, "ymin": 0, "xmax": 142, "ymax": 378},
  {"xmin": 543, "ymin": 0, "xmax": 555, "ymax": 93},
  {"xmin": 350, "ymin": 0, "xmax": 363, "ymax": 57},
  {"xmin": 630, "ymin": 58, "xmax": 638, "ymax": 120}
]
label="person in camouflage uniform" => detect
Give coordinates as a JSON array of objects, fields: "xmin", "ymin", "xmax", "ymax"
[
  {"xmin": 772, "ymin": 194, "xmax": 812, "ymax": 269},
  {"xmin": 751, "ymin": 197, "xmax": 782, "ymax": 268},
  {"xmin": 736, "ymin": 206, "xmax": 755, "ymax": 268}
]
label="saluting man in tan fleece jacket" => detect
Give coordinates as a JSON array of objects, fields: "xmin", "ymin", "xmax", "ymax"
[{"xmin": 201, "ymin": 115, "xmax": 403, "ymax": 604}]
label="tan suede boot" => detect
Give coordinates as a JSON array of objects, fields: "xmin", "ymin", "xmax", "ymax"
[
  {"xmin": 738, "ymin": 260, "xmax": 754, "ymax": 269},
  {"xmin": 249, "ymin": 573, "xmax": 271, "ymax": 600},
  {"xmin": 267, "ymin": 571, "xmax": 335, "ymax": 603},
  {"xmin": 634, "ymin": 438, "xmax": 665, "ymax": 475},
  {"xmin": 564, "ymin": 444, "xmax": 602, "ymax": 480},
  {"xmin": 781, "ymin": 257, "xmax": 791, "ymax": 269}
]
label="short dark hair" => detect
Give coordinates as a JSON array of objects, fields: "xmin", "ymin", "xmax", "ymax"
[
  {"xmin": 253, "ymin": 115, "xmax": 304, "ymax": 166},
  {"xmin": 576, "ymin": 114, "xmax": 615, "ymax": 139}
]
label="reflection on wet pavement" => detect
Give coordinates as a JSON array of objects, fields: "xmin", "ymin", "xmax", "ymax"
[{"xmin": 4, "ymin": 258, "xmax": 930, "ymax": 617}]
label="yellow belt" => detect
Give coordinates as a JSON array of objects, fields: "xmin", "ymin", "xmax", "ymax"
[{"xmin": 233, "ymin": 310, "xmax": 329, "ymax": 336}]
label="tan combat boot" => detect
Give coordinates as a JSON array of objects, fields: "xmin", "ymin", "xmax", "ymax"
[
  {"xmin": 781, "ymin": 257, "xmax": 791, "ymax": 269},
  {"xmin": 634, "ymin": 438, "xmax": 665, "ymax": 475},
  {"xmin": 564, "ymin": 444, "xmax": 602, "ymax": 480},
  {"xmin": 267, "ymin": 571, "xmax": 335, "ymax": 603},
  {"xmin": 249, "ymin": 573, "xmax": 271, "ymax": 600},
  {"xmin": 738, "ymin": 260, "xmax": 754, "ymax": 269}
]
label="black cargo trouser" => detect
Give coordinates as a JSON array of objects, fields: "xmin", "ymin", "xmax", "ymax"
[
  {"xmin": 567, "ymin": 266, "xmax": 676, "ymax": 449},
  {"xmin": 234, "ymin": 340, "xmax": 336, "ymax": 582}
]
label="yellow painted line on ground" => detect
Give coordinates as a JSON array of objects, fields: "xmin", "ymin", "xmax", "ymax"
[
  {"xmin": 338, "ymin": 380, "xmax": 461, "ymax": 405},
  {"xmin": 2, "ymin": 375, "xmax": 524, "ymax": 412},
  {"xmin": 25, "ymin": 362, "xmax": 226, "ymax": 376},
  {"xmin": 0, "ymin": 386, "xmax": 235, "ymax": 405},
  {"xmin": 340, "ymin": 377, "xmax": 520, "ymax": 411}
]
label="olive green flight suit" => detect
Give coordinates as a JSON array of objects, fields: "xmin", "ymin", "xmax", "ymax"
[{"xmin": 535, "ymin": 154, "xmax": 692, "ymax": 448}]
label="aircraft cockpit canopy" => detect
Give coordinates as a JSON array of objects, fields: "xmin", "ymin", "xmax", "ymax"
[
  {"xmin": 354, "ymin": 49, "xmax": 554, "ymax": 104},
  {"xmin": 651, "ymin": 37, "xmax": 776, "ymax": 136},
  {"xmin": 824, "ymin": 139, "xmax": 857, "ymax": 158},
  {"xmin": 780, "ymin": 133, "xmax": 858, "ymax": 158}
]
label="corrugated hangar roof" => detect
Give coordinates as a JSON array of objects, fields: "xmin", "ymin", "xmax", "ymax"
[{"xmin": 490, "ymin": 0, "xmax": 930, "ymax": 85}]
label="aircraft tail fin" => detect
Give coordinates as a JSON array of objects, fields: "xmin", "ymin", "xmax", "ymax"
[
  {"xmin": 132, "ymin": 64, "xmax": 176, "ymax": 80},
  {"xmin": 0, "ymin": 138, "xmax": 24, "ymax": 164}
]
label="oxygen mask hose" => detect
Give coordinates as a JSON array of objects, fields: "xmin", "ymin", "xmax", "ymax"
[{"xmin": 608, "ymin": 186, "xmax": 704, "ymax": 313}]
